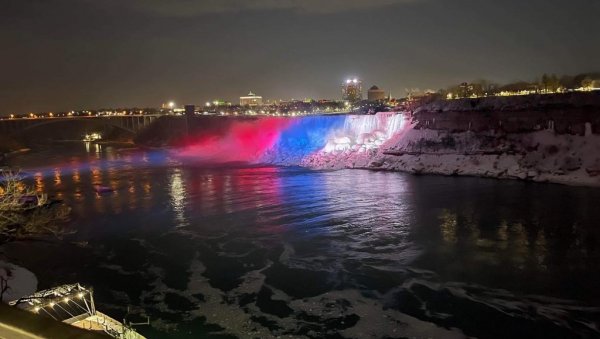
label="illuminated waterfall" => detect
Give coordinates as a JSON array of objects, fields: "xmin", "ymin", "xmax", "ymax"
[
  {"xmin": 262, "ymin": 112, "xmax": 408, "ymax": 164},
  {"xmin": 179, "ymin": 112, "xmax": 408, "ymax": 164},
  {"xmin": 322, "ymin": 112, "xmax": 407, "ymax": 154}
]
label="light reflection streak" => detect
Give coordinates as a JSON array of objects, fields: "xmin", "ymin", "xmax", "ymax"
[
  {"xmin": 94, "ymin": 144, "xmax": 102, "ymax": 159},
  {"xmin": 433, "ymin": 205, "xmax": 550, "ymax": 272},
  {"xmin": 34, "ymin": 172, "xmax": 45, "ymax": 193},
  {"xmin": 169, "ymin": 168, "xmax": 188, "ymax": 228},
  {"xmin": 439, "ymin": 209, "xmax": 457, "ymax": 244},
  {"xmin": 72, "ymin": 168, "xmax": 81, "ymax": 183},
  {"xmin": 53, "ymin": 168, "xmax": 62, "ymax": 186}
]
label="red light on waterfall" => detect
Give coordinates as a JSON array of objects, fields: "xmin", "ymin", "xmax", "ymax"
[{"xmin": 178, "ymin": 118, "xmax": 293, "ymax": 163}]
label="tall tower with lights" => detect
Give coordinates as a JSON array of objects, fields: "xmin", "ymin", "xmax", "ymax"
[{"xmin": 342, "ymin": 78, "xmax": 363, "ymax": 102}]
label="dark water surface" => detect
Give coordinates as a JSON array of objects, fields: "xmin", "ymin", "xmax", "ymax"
[{"xmin": 4, "ymin": 144, "xmax": 600, "ymax": 338}]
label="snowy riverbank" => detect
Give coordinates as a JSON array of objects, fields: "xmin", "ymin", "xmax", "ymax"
[
  {"xmin": 0, "ymin": 260, "xmax": 38, "ymax": 302},
  {"xmin": 297, "ymin": 127, "xmax": 600, "ymax": 186},
  {"xmin": 260, "ymin": 110, "xmax": 600, "ymax": 187}
]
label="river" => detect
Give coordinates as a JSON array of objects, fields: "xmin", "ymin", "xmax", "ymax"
[{"xmin": 3, "ymin": 143, "xmax": 600, "ymax": 338}]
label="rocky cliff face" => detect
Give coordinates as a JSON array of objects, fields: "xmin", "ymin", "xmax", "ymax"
[
  {"xmin": 285, "ymin": 93, "xmax": 600, "ymax": 186},
  {"xmin": 301, "ymin": 127, "xmax": 600, "ymax": 186}
]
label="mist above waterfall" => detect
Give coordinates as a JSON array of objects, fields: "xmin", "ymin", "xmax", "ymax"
[{"xmin": 176, "ymin": 118, "xmax": 292, "ymax": 163}]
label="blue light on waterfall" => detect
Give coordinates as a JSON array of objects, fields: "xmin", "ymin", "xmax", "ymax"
[{"xmin": 275, "ymin": 116, "xmax": 347, "ymax": 156}]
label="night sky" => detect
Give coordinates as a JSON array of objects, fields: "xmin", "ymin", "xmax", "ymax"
[{"xmin": 1, "ymin": 0, "xmax": 599, "ymax": 114}]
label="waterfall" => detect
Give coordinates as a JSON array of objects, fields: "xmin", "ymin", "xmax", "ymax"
[
  {"xmin": 180, "ymin": 112, "xmax": 408, "ymax": 164},
  {"xmin": 343, "ymin": 115, "xmax": 380, "ymax": 135},
  {"xmin": 322, "ymin": 112, "xmax": 407, "ymax": 154},
  {"xmin": 386, "ymin": 113, "xmax": 406, "ymax": 139}
]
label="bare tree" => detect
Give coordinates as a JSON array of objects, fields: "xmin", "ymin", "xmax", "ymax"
[
  {"xmin": 581, "ymin": 77, "xmax": 593, "ymax": 89},
  {"xmin": 1, "ymin": 170, "xmax": 72, "ymax": 241}
]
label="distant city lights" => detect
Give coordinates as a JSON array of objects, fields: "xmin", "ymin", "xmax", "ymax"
[{"xmin": 2, "ymin": 79, "xmax": 599, "ymax": 121}]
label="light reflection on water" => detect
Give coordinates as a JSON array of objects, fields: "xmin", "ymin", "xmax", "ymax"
[
  {"xmin": 7, "ymin": 144, "xmax": 600, "ymax": 338},
  {"xmin": 169, "ymin": 168, "xmax": 188, "ymax": 228},
  {"xmin": 22, "ymin": 146, "xmax": 598, "ymax": 287}
]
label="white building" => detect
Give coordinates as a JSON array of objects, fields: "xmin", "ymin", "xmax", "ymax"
[
  {"xmin": 367, "ymin": 85, "xmax": 386, "ymax": 101},
  {"xmin": 240, "ymin": 91, "xmax": 263, "ymax": 106}
]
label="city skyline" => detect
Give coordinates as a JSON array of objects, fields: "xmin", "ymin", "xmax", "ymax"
[{"xmin": 1, "ymin": 0, "xmax": 599, "ymax": 114}]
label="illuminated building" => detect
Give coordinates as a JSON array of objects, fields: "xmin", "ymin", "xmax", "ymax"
[
  {"xmin": 206, "ymin": 99, "xmax": 231, "ymax": 107},
  {"xmin": 342, "ymin": 78, "xmax": 363, "ymax": 102},
  {"xmin": 240, "ymin": 91, "xmax": 263, "ymax": 106},
  {"xmin": 161, "ymin": 101, "xmax": 176, "ymax": 110},
  {"xmin": 367, "ymin": 85, "xmax": 386, "ymax": 101}
]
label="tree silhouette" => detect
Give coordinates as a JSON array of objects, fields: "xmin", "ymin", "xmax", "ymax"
[{"xmin": 0, "ymin": 171, "xmax": 72, "ymax": 242}]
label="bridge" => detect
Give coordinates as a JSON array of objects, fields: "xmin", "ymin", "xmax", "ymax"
[
  {"xmin": 0, "ymin": 115, "xmax": 161, "ymax": 137},
  {"xmin": 0, "ymin": 111, "xmax": 356, "ymax": 139}
]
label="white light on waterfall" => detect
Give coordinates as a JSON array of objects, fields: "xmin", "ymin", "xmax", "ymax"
[{"xmin": 319, "ymin": 113, "xmax": 406, "ymax": 155}]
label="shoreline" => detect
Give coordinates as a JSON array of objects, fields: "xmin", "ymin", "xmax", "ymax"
[
  {"xmin": 352, "ymin": 160, "xmax": 600, "ymax": 188},
  {"xmin": 275, "ymin": 161, "xmax": 600, "ymax": 188},
  {"xmin": 269, "ymin": 128, "xmax": 600, "ymax": 188}
]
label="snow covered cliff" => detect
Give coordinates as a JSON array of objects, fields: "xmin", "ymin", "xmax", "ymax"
[
  {"xmin": 264, "ymin": 92, "xmax": 600, "ymax": 186},
  {"xmin": 299, "ymin": 125, "xmax": 600, "ymax": 186}
]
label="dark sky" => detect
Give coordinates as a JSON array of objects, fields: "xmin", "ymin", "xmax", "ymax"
[{"xmin": 1, "ymin": 0, "xmax": 599, "ymax": 114}]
